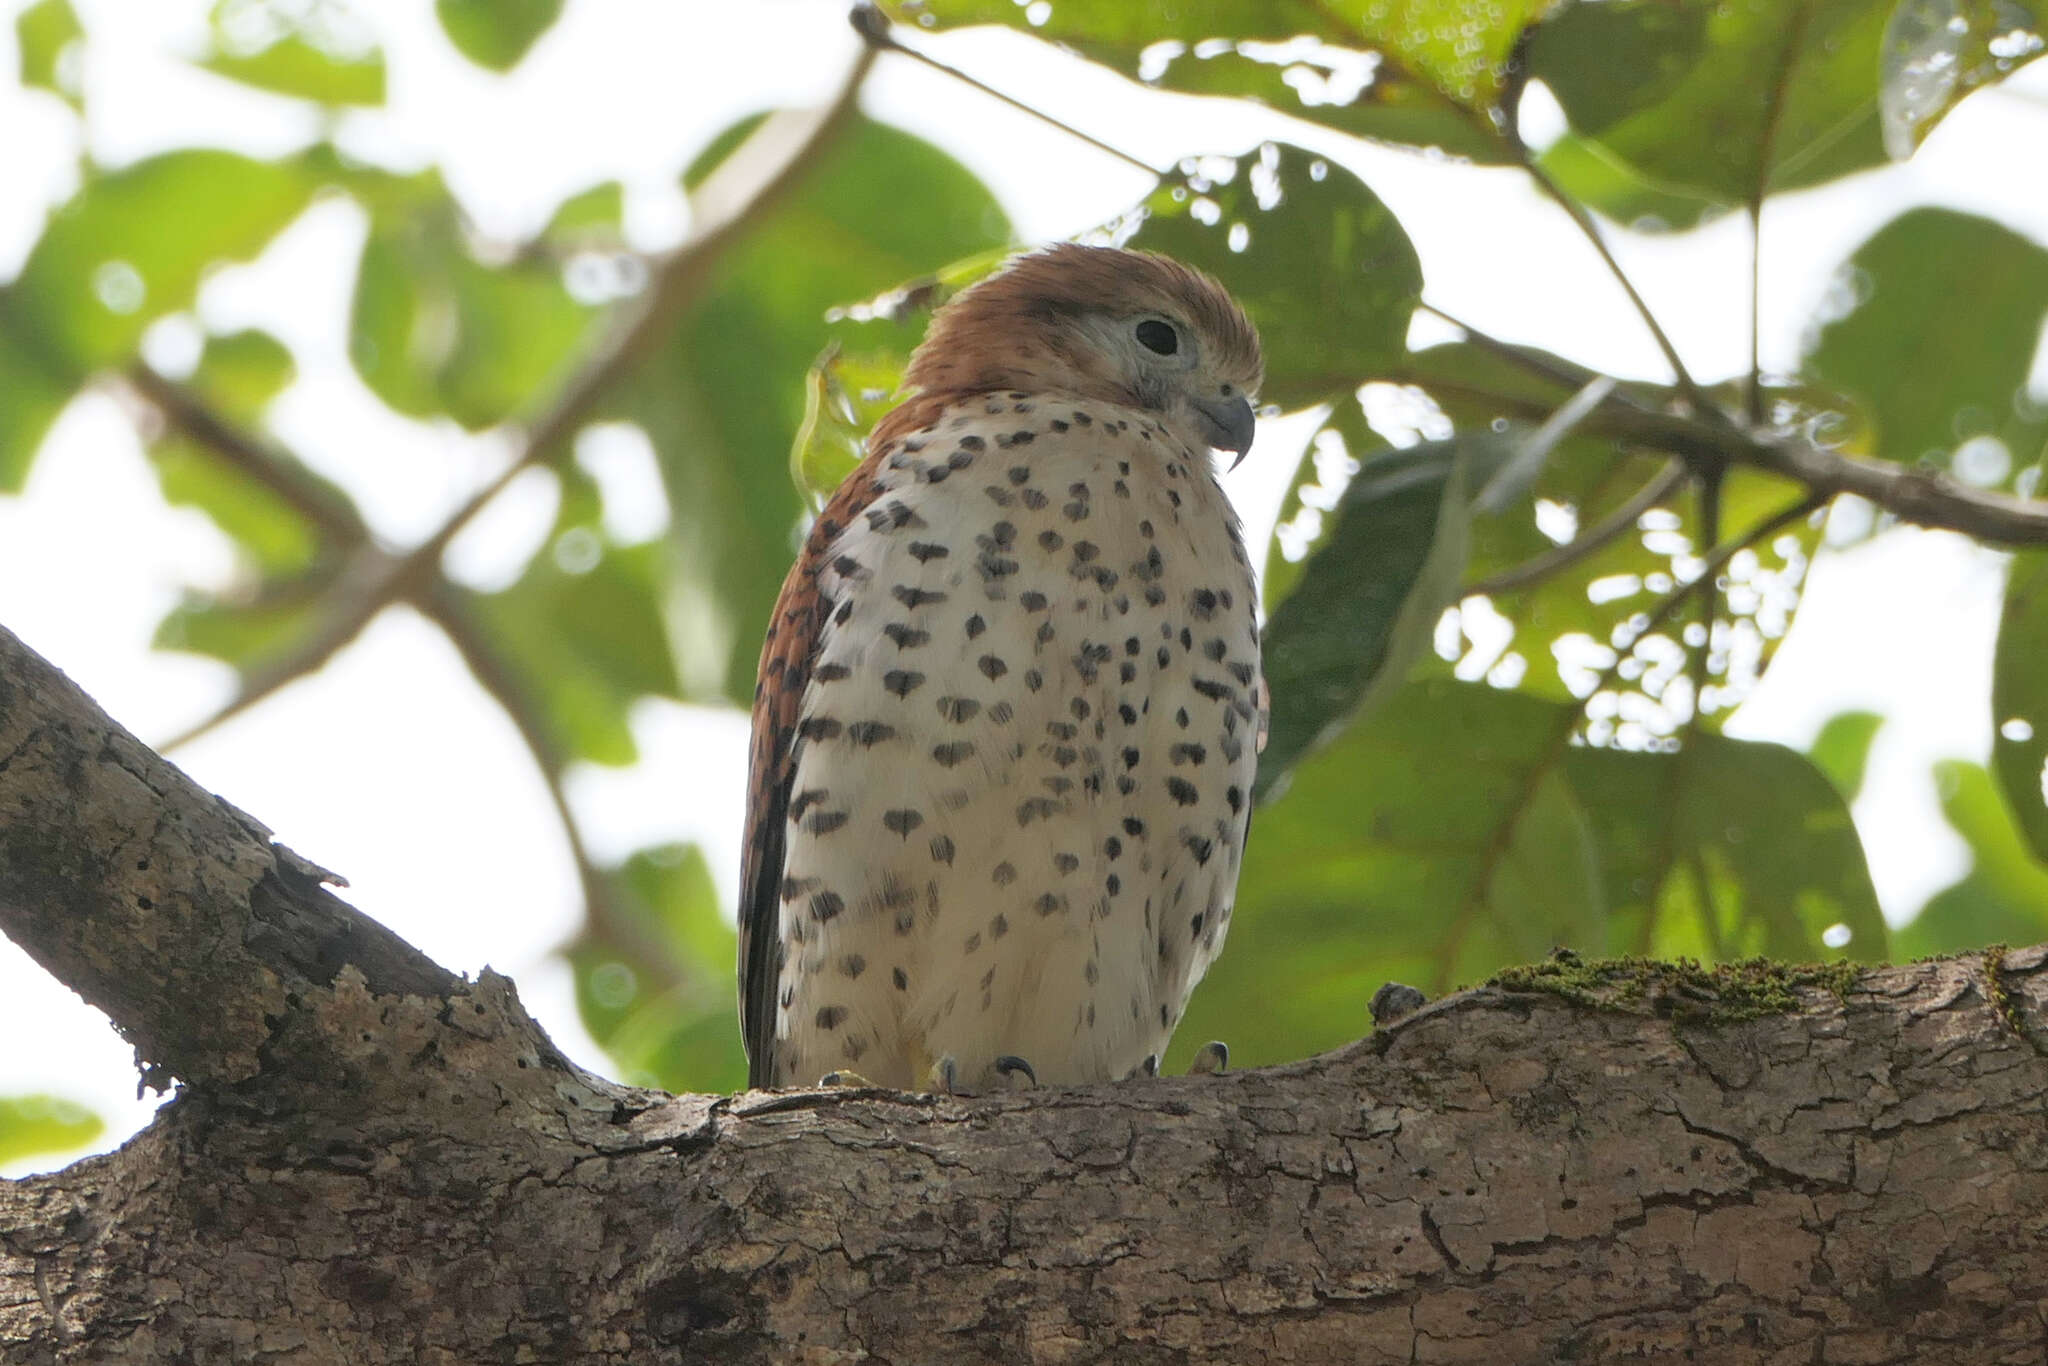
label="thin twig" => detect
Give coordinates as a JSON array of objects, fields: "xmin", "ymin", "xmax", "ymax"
[
  {"xmin": 126, "ymin": 363, "xmax": 369, "ymax": 545},
  {"xmin": 1577, "ymin": 407, "xmax": 2048, "ymax": 548},
  {"xmin": 1417, "ymin": 300, "xmax": 1601, "ymax": 393},
  {"xmin": 1463, "ymin": 458, "xmax": 1687, "ymax": 597},
  {"xmin": 852, "ymin": 6, "xmax": 1160, "ymax": 177},
  {"xmin": 1746, "ymin": 4, "xmax": 1811, "ymax": 427},
  {"xmin": 424, "ymin": 583, "xmax": 689, "ymax": 1000},
  {"xmin": 1517, "ymin": 154, "xmax": 1720, "ymax": 421},
  {"xmin": 160, "ymin": 47, "xmax": 877, "ymax": 751}
]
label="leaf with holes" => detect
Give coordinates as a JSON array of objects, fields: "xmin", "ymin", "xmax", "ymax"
[
  {"xmin": 1529, "ymin": 0, "xmax": 1889, "ymax": 206},
  {"xmin": 884, "ymin": 0, "xmax": 1557, "ymax": 159},
  {"xmin": 1880, "ymin": 0, "xmax": 2045, "ymax": 159},
  {"xmin": 1397, "ymin": 341, "xmax": 1821, "ymax": 735},
  {"xmin": 1256, "ymin": 425, "xmax": 1488, "ymax": 801},
  {"xmin": 1804, "ymin": 208, "xmax": 2048, "ymax": 479},
  {"xmin": 1263, "ymin": 395, "xmax": 1394, "ymax": 611},
  {"xmin": 1129, "ymin": 142, "xmax": 1422, "ymax": 411}
]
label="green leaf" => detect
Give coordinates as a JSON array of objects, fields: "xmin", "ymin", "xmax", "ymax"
[
  {"xmin": 0, "ymin": 319, "xmax": 75, "ymax": 492},
  {"xmin": 1531, "ymin": 0, "xmax": 1889, "ymax": 205},
  {"xmin": 544, "ymin": 180, "xmax": 626, "ymax": 244},
  {"xmin": 0, "ymin": 1094, "xmax": 102, "ymax": 1168},
  {"xmin": 153, "ymin": 439, "xmax": 324, "ymax": 575},
  {"xmin": 564, "ymin": 844, "xmax": 747, "ymax": 1094},
  {"xmin": 464, "ymin": 502, "xmax": 681, "ymax": 769},
  {"xmin": 15, "ymin": 0, "xmax": 83, "ymax": 105},
  {"xmin": 882, "ymin": 0, "xmax": 1548, "ymax": 160},
  {"xmin": 192, "ymin": 327, "xmax": 295, "ymax": 421},
  {"xmin": 1807, "ymin": 708, "xmax": 1884, "ymax": 803},
  {"xmin": 1804, "ymin": 208, "xmax": 2048, "ymax": 475},
  {"xmin": 1128, "ymin": 142, "xmax": 1423, "ymax": 410},
  {"xmin": 153, "ymin": 583, "xmax": 324, "ymax": 667},
  {"xmin": 1396, "ymin": 341, "xmax": 1821, "ymax": 730},
  {"xmin": 1264, "ymin": 400, "xmax": 1392, "ymax": 611},
  {"xmin": 200, "ymin": 0, "xmax": 385, "ymax": 105},
  {"xmin": 612, "ymin": 113, "xmax": 1011, "ymax": 704},
  {"xmin": 435, "ymin": 0, "xmax": 562, "ymax": 71},
  {"xmin": 349, "ymin": 171, "xmax": 597, "ymax": 429},
  {"xmin": 1533, "ymin": 130, "xmax": 1723, "ymax": 233},
  {"xmin": 790, "ymin": 347, "xmax": 905, "ymax": 505},
  {"xmin": 7, "ymin": 150, "xmax": 318, "ymax": 374},
  {"xmin": 1895, "ymin": 760, "xmax": 2048, "ymax": 955},
  {"xmin": 1256, "ymin": 422, "xmax": 1480, "ymax": 801},
  {"xmin": 1569, "ymin": 734, "xmax": 1887, "ymax": 962},
  {"xmin": 1177, "ymin": 679, "xmax": 1603, "ymax": 1069},
  {"xmin": 1880, "ymin": 0, "xmax": 2045, "ymax": 158},
  {"xmin": 1993, "ymin": 550, "xmax": 2048, "ymax": 863}
]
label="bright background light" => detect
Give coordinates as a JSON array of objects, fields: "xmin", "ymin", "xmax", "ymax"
[{"xmin": 2, "ymin": 0, "xmax": 2043, "ymax": 1175}]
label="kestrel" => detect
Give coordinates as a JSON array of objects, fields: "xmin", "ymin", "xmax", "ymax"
[{"xmin": 739, "ymin": 243, "xmax": 1264, "ymax": 1091}]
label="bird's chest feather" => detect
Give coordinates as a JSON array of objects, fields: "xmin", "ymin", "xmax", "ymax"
[{"xmin": 771, "ymin": 396, "xmax": 1259, "ymax": 1086}]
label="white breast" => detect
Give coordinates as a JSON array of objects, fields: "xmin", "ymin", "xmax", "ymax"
[{"xmin": 768, "ymin": 393, "xmax": 1260, "ymax": 1089}]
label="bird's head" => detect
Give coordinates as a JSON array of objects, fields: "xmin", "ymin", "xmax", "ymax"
[{"xmin": 903, "ymin": 243, "xmax": 1264, "ymax": 465}]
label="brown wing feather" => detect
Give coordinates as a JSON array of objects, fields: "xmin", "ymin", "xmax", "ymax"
[{"xmin": 739, "ymin": 397, "xmax": 954, "ymax": 1086}]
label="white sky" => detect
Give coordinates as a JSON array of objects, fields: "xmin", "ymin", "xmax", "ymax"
[{"xmin": 1, "ymin": 0, "xmax": 2044, "ymax": 1175}]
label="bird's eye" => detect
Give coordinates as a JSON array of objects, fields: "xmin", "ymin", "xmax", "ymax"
[{"xmin": 1135, "ymin": 320, "xmax": 1179, "ymax": 356}]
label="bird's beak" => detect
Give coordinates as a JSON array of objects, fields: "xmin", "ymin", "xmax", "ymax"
[{"xmin": 1193, "ymin": 394, "xmax": 1257, "ymax": 469}]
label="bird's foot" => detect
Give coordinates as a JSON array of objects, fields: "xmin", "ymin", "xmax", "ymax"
[
  {"xmin": 924, "ymin": 1054, "xmax": 959, "ymax": 1096},
  {"xmin": 1188, "ymin": 1040, "xmax": 1229, "ymax": 1076},
  {"xmin": 993, "ymin": 1054, "xmax": 1038, "ymax": 1090},
  {"xmin": 1369, "ymin": 981, "xmax": 1427, "ymax": 1026},
  {"xmin": 818, "ymin": 1070, "xmax": 877, "ymax": 1088}
]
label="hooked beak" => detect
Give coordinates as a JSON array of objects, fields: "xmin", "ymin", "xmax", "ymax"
[{"xmin": 1192, "ymin": 394, "xmax": 1257, "ymax": 469}]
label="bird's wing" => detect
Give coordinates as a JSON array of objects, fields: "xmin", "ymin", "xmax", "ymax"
[{"xmin": 737, "ymin": 458, "xmax": 895, "ymax": 1088}]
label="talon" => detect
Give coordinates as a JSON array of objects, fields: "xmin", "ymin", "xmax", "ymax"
[
  {"xmin": 1370, "ymin": 981, "xmax": 1428, "ymax": 1026},
  {"xmin": 1189, "ymin": 1040, "xmax": 1229, "ymax": 1075},
  {"xmin": 819, "ymin": 1070, "xmax": 877, "ymax": 1088},
  {"xmin": 1140, "ymin": 1053, "xmax": 1159, "ymax": 1077},
  {"xmin": 993, "ymin": 1054, "xmax": 1038, "ymax": 1087},
  {"xmin": 924, "ymin": 1054, "xmax": 959, "ymax": 1096}
]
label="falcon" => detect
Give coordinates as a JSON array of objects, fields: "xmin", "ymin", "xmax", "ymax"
[{"xmin": 739, "ymin": 243, "xmax": 1264, "ymax": 1091}]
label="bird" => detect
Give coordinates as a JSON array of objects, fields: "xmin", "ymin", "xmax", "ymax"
[{"xmin": 738, "ymin": 242, "xmax": 1264, "ymax": 1092}]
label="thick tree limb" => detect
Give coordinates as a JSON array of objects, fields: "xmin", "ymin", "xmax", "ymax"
[{"xmin": 4, "ymin": 624, "xmax": 2048, "ymax": 1362}]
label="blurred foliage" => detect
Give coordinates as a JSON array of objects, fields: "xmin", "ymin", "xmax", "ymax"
[
  {"xmin": 1806, "ymin": 208, "xmax": 2048, "ymax": 476},
  {"xmin": 435, "ymin": 0, "xmax": 563, "ymax": 71},
  {"xmin": 0, "ymin": 1095, "xmax": 103, "ymax": 1169},
  {"xmin": 2, "ymin": 0, "xmax": 2045, "ymax": 1104},
  {"xmin": 1894, "ymin": 760, "xmax": 2048, "ymax": 956},
  {"xmin": 1994, "ymin": 552, "xmax": 2048, "ymax": 862}
]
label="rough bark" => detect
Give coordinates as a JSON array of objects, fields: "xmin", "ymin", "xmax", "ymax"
[{"xmin": 3, "ymin": 622, "xmax": 2047, "ymax": 1365}]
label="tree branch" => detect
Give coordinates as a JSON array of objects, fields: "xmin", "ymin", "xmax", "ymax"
[
  {"xmin": 4, "ymin": 624, "xmax": 2047, "ymax": 1360},
  {"xmin": 0, "ymin": 623, "xmax": 456, "ymax": 1088},
  {"xmin": 125, "ymin": 362, "xmax": 371, "ymax": 547},
  {"xmin": 159, "ymin": 48, "xmax": 877, "ymax": 751},
  {"xmin": 1516, "ymin": 153, "xmax": 1721, "ymax": 421}
]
